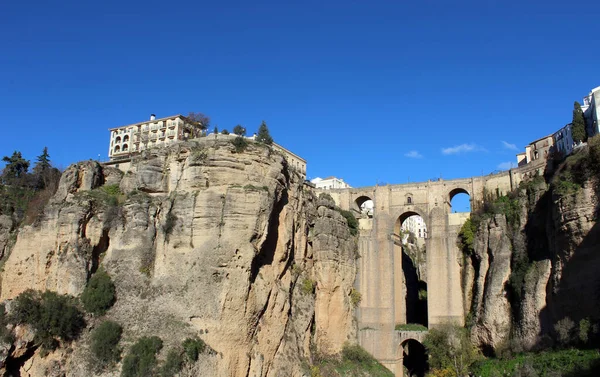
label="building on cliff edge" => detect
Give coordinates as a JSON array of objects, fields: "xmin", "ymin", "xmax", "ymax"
[
  {"xmin": 310, "ymin": 176, "xmax": 351, "ymax": 190},
  {"xmin": 106, "ymin": 114, "xmax": 306, "ymax": 178}
]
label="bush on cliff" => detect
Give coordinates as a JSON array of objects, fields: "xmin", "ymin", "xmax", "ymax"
[
  {"xmin": 121, "ymin": 336, "xmax": 163, "ymax": 377},
  {"xmin": 182, "ymin": 337, "xmax": 207, "ymax": 361},
  {"xmin": 90, "ymin": 320, "xmax": 123, "ymax": 368},
  {"xmin": 81, "ymin": 268, "xmax": 116, "ymax": 316},
  {"xmin": 10, "ymin": 289, "xmax": 85, "ymax": 350},
  {"xmin": 160, "ymin": 348, "xmax": 184, "ymax": 377}
]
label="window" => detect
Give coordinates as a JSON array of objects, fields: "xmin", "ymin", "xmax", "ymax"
[{"xmin": 407, "ymin": 196, "xmax": 412, "ymax": 204}]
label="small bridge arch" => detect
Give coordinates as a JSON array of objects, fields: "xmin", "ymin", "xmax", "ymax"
[{"xmin": 394, "ymin": 331, "xmax": 428, "ymax": 377}]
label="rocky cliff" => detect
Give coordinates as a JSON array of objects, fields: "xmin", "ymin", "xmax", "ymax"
[
  {"xmin": 463, "ymin": 144, "xmax": 600, "ymax": 354},
  {"xmin": 0, "ymin": 139, "xmax": 359, "ymax": 377}
]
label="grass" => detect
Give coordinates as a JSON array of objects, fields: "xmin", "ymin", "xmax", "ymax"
[
  {"xmin": 309, "ymin": 343, "xmax": 394, "ymax": 377},
  {"xmin": 395, "ymin": 323, "xmax": 428, "ymax": 331},
  {"xmin": 470, "ymin": 349, "xmax": 600, "ymax": 377}
]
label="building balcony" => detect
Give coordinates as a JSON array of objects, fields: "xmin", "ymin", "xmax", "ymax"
[
  {"xmin": 149, "ymin": 133, "xmax": 158, "ymax": 140},
  {"xmin": 150, "ymin": 125, "xmax": 159, "ymax": 131},
  {"xmin": 159, "ymin": 122, "xmax": 166, "ymax": 129},
  {"xmin": 167, "ymin": 131, "xmax": 176, "ymax": 137}
]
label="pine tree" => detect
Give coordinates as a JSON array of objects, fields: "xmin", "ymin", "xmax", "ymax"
[
  {"xmin": 256, "ymin": 121, "xmax": 273, "ymax": 145},
  {"xmin": 572, "ymin": 101, "xmax": 587, "ymax": 143},
  {"xmin": 34, "ymin": 147, "xmax": 51, "ymax": 174},
  {"xmin": 2, "ymin": 151, "xmax": 30, "ymax": 182},
  {"xmin": 32, "ymin": 147, "xmax": 53, "ymax": 189}
]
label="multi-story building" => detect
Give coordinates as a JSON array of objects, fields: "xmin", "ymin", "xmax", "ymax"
[
  {"xmin": 310, "ymin": 176, "xmax": 351, "ymax": 190},
  {"xmin": 553, "ymin": 123, "xmax": 574, "ymax": 157},
  {"xmin": 401, "ymin": 215, "xmax": 427, "ymax": 244},
  {"xmin": 516, "ymin": 134, "xmax": 554, "ymax": 167},
  {"xmin": 582, "ymin": 86, "xmax": 600, "ymax": 137},
  {"xmin": 108, "ymin": 114, "xmax": 192, "ymax": 160}
]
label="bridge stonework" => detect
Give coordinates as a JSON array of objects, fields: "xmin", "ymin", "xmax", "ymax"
[{"xmin": 326, "ymin": 172, "xmax": 516, "ymax": 376}]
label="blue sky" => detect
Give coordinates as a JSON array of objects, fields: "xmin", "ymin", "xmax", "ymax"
[{"xmin": 2, "ymin": 0, "xmax": 599, "ymax": 211}]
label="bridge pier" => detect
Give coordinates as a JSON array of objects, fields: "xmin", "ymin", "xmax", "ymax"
[{"xmin": 325, "ymin": 175, "xmax": 515, "ymax": 375}]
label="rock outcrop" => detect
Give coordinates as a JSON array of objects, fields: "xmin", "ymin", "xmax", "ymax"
[
  {"xmin": 464, "ymin": 160, "xmax": 600, "ymax": 354},
  {"xmin": 469, "ymin": 215, "xmax": 512, "ymax": 352},
  {"xmin": 0, "ymin": 139, "xmax": 359, "ymax": 377}
]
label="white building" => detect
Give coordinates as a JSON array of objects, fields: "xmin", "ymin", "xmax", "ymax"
[
  {"xmin": 401, "ymin": 215, "xmax": 427, "ymax": 243},
  {"xmin": 109, "ymin": 114, "xmax": 192, "ymax": 160},
  {"xmin": 582, "ymin": 86, "xmax": 600, "ymax": 137},
  {"xmin": 310, "ymin": 176, "xmax": 351, "ymax": 190},
  {"xmin": 553, "ymin": 123, "xmax": 574, "ymax": 157}
]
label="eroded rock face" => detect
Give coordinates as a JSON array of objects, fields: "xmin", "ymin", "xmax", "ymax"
[
  {"xmin": 0, "ymin": 140, "xmax": 358, "ymax": 377},
  {"xmin": 469, "ymin": 215, "xmax": 512, "ymax": 352},
  {"xmin": 466, "ymin": 176, "xmax": 600, "ymax": 354}
]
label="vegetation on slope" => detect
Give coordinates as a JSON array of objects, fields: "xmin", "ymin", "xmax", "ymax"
[
  {"xmin": 10, "ymin": 290, "xmax": 85, "ymax": 350},
  {"xmin": 308, "ymin": 343, "xmax": 394, "ymax": 377}
]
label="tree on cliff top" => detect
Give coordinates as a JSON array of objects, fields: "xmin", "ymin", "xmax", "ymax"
[
  {"xmin": 233, "ymin": 124, "xmax": 246, "ymax": 136},
  {"xmin": 256, "ymin": 121, "xmax": 273, "ymax": 145},
  {"xmin": 572, "ymin": 101, "xmax": 587, "ymax": 143},
  {"xmin": 2, "ymin": 151, "xmax": 30, "ymax": 184},
  {"xmin": 186, "ymin": 112, "xmax": 210, "ymax": 138}
]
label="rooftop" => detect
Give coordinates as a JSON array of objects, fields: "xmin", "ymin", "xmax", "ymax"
[{"xmin": 108, "ymin": 114, "xmax": 186, "ymax": 131}]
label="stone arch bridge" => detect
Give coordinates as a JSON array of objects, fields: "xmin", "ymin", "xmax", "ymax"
[{"xmin": 325, "ymin": 172, "xmax": 516, "ymax": 376}]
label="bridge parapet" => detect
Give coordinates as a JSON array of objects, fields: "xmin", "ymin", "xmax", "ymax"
[{"xmin": 394, "ymin": 329, "xmax": 428, "ymax": 345}]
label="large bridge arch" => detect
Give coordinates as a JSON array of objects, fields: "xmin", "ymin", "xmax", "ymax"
[
  {"xmin": 393, "ymin": 210, "xmax": 429, "ymax": 328},
  {"xmin": 448, "ymin": 187, "xmax": 471, "ymax": 213}
]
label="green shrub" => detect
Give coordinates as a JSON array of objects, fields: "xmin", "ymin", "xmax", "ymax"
[
  {"xmin": 579, "ymin": 318, "xmax": 591, "ymax": 344},
  {"xmin": 221, "ymin": 129, "xmax": 229, "ymax": 135},
  {"xmin": 350, "ymin": 288, "xmax": 362, "ymax": 308},
  {"xmin": 182, "ymin": 337, "xmax": 206, "ymax": 362},
  {"xmin": 308, "ymin": 342, "xmax": 393, "ymax": 377},
  {"xmin": 10, "ymin": 290, "xmax": 85, "ymax": 350},
  {"xmin": 554, "ymin": 317, "xmax": 576, "ymax": 347},
  {"xmin": 395, "ymin": 323, "xmax": 428, "ymax": 331},
  {"xmin": 338, "ymin": 209, "xmax": 359, "ymax": 236},
  {"xmin": 163, "ymin": 211, "xmax": 178, "ymax": 238},
  {"xmin": 341, "ymin": 343, "xmax": 374, "ymax": 363},
  {"xmin": 457, "ymin": 217, "xmax": 477, "ymax": 255},
  {"xmin": 160, "ymin": 348, "xmax": 184, "ymax": 377},
  {"xmin": 121, "ymin": 336, "xmax": 163, "ymax": 377},
  {"xmin": 243, "ymin": 184, "xmax": 269, "ymax": 192},
  {"xmin": 424, "ymin": 325, "xmax": 477, "ymax": 377},
  {"xmin": 86, "ymin": 184, "xmax": 124, "ymax": 207},
  {"xmin": 471, "ymin": 349, "xmax": 600, "ymax": 377},
  {"xmin": 301, "ymin": 278, "xmax": 316, "ymax": 295},
  {"xmin": 81, "ymin": 268, "xmax": 116, "ymax": 315},
  {"xmin": 90, "ymin": 320, "xmax": 122, "ymax": 368},
  {"xmin": 232, "ymin": 136, "xmax": 248, "ymax": 153}
]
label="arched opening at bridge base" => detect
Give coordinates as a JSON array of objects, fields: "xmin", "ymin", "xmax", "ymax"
[
  {"xmin": 400, "ymin": 339, "xmax": 428, "ymax": 377},
  {"xmin": 394, "ymin": 212, "xmax": 428, "ymax": 328}
]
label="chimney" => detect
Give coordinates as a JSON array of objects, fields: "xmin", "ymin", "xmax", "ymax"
[{"xmin": 150, "ymin": 114, "xmax": 156, "ymax": 121}]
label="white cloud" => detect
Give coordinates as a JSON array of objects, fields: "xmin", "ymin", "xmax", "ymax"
[
  {"xmin": 497, "ymin": 161, "xmax": 515, "ymax": 170},
  {"xmin": 441, "ymin": 143, "xmax": 486, "ymax": 155},
  {"xmin": 501, "ymin": 141, "xmax": 518, "ymax": 151},
  {"xmin": 405, "ymin": 150, "xmax": 423, "ymax": 159}
]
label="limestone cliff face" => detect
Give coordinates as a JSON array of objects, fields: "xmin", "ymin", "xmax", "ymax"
[
  {"xmin": 468, "ymin": 215, "xmax": 512, "ymax": 352},
  {"xmin": 0, "ymin": 140, "xmax": 358, "ymax": 377},
  {"xmin": 464, "ymin": 174, "xmax": 600, "ymax": 353}
]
